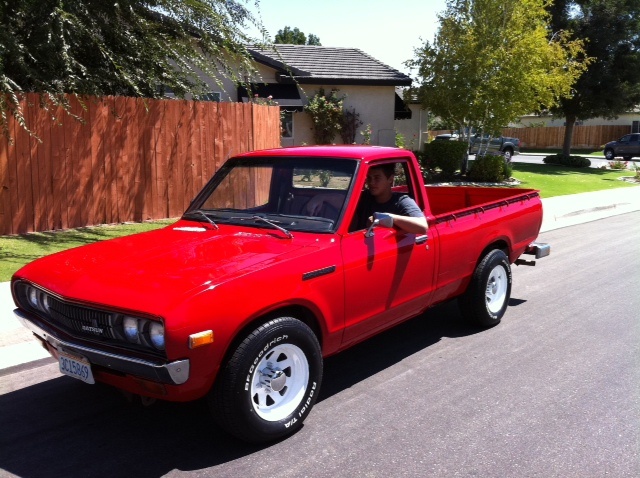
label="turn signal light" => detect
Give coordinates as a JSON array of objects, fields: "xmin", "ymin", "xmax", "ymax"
[{"xmin": 189, "ymin": 330, "xmax": 214, "ymax": 349}]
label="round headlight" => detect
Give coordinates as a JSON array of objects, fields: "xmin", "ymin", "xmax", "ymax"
[
  {"xmin": 27, "ymin": 287, "xmax": 39, "ymax": 309},
  {"xmin": 149, "ymin": 322, "xmax": 165, "ymax": 350},
  {"xmin": 123, "ymin": 316, "xmax": 140, "ymax": 343},
  {"xmin": 41, "ymin": 294, "xmax": 51, "ymax": 313}
]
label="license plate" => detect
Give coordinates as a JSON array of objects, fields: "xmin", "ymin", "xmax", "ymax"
[{"xmin": 59, "ymin": 352, "xmax": 95, "ymax": 384}]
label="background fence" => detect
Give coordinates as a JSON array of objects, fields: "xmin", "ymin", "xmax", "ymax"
[
  {"xmin": 0, "ymin": 93, "xmax": 281, "ymax": 235},
  {"xmin": 431, "ymin": 125, "xmax": 630, "ymax": 149}
]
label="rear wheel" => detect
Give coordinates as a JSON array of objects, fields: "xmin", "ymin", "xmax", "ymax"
[
  {"xmin": 503, "ymin": 148, "xmax": 513, "ymax": 162},
  {"xmin": 209, "ymin": 317, "xmax": 322, "ymax": 443},
  {"xmin": 459, "ymin": 249, "xmax": 512, "ymax": 327}
]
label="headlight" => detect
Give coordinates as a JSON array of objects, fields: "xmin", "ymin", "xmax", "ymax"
[
  {"xmin": 149, "ymin": 322, "xmax": 165, "ymax": 350},
  {"xmin": 121, "ymin": 316, "xmax": 164, "ymax": 351},
  {"xmin": 123, "ymin": 316, "xmax": 140, "ymax": 343},
  {"xmin": 25, "ymin": 285, "xmax": 52, "ymax": 315},
  {"xmin": 27, "ymin": 287, "xmax": 39, "ymax": 309}
]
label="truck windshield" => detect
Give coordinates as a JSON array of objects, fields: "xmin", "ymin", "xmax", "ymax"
[{"xmin": 185, "ymin": 156, "xmax": 358, "ymax": 233}]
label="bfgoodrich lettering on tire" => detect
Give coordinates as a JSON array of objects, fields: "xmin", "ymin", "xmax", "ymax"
[
  {"xmin": 209, "ymin": 317, "xmax": 322, "ymax": 443},
  {"xmin": 459, "ymin": 249, "xmax": 512, "ymax": 327}
]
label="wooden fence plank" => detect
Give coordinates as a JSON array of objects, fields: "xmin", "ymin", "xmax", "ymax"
[{"xmin": 2, "ymin": 94, "xmax": 280, "ymax": 235}]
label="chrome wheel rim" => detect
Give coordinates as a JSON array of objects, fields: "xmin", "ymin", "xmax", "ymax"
[
  {"xmin": 250, "ymin": 343, "xmax": 309, "ymax": 421},
  {"xmin": 485, "ymin": 265, "xmax": 508, "ymax": 314}
]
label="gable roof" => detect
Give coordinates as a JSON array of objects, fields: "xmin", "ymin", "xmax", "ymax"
[{"xmin": 248, "ymin": 45, "xmax": 412, "ymax": 86}]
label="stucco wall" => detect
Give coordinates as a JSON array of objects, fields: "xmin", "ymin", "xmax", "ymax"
[{"xmin": 287, "ymin": 84, "xmax": 397, "ymax": 147}]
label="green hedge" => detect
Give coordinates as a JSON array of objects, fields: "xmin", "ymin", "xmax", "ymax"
[
  {"xmin": 543, "ymin": 154, "xmax": 591, "ymax": 168},
  {"xmin": 423, "ymin": 141, "xmax": 467, "ymax": 180},
  {"xmin": 468, "ymin": 155, "xmax": 512, "ymax": 182}
]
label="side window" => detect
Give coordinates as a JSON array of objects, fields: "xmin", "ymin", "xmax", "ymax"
[
  {"xmin": 348, "ymin": 160, "xmax": 417, "ymax": 232},
  {"xmin": 620, "ymin": 135, "xmax": 631, "ymax": 143}
]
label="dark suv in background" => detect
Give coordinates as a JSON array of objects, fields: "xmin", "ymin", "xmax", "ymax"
[{"xmin": 604, "ymin": 133, "xmax": 640, "ymax": 160}]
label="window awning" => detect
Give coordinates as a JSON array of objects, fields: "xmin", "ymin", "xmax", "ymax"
[
  {"xmin": 238, "ymin": 83, "xmax": 305, "ymax": 111},
  {"xmin": 394, "ymin": 93, "xmax": 412, "ymax": 120}
]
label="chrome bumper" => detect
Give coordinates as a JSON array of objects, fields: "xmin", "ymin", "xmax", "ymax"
[
  {"xmin": 14, "ymin": 309, "xmax": 189, "ymax": 385},
  {"xmin": 515, "ymin": 242, "xmax": 551, "ymax": 266}
]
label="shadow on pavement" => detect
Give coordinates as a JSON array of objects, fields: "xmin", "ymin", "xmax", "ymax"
[{"xmin": 0, "ymin": 300, "xmax": 485, "ymax": 477}]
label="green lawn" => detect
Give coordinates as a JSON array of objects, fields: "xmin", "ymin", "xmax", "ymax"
[
  {"xmin": 1, "ymin": 163, "xmax": 638, "ymax": 282},
  {"xmin": 510, "ymin": 162, "xmax": 637, "ymax": 198},
  {"xmin": 0, "ymin": 220, "xmax": 175, "ymax": 282}
]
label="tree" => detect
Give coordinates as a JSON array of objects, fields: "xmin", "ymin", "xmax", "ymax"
[
  {"xmin": 408, "ymin": 0, "xmax": 587, "ymax": 170},
  {"xmin": 307, "ymin": 34, "xmax": 322, "ymax": 46},
  {"xmin": 274, "ymin": 26, "xmax": 321, "ymax": 45},
  {"xmin": 547, "ymin": 0, "xmax": 640, "ymax": 156},
  {"xmin": 0, "ymin": 0, "xmax": 264, "ymax": 139}
]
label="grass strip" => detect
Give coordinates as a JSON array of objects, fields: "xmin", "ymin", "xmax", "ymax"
[
  {"xmin": 0, "ymin": 220, "xmax": 175, "ymax": 282},
  {"xmin": 510, "ymin": 162, "xmax": 636, "ymax": 198}
]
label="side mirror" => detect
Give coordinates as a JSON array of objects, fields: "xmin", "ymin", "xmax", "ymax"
[{"xmin": 365, "ymin": 219, "xmax": 380, "ymax": 238}]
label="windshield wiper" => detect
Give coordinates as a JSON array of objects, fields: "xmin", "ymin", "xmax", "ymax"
[
  {"xmin": 231, "ymin": 215, "xmax": 293, "ymax": 238},
  {"xmin": 186, "ymin": 210, "xmax": 219, "ymax": 230}
]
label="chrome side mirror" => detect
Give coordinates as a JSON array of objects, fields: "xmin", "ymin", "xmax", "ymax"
[{"xmin": 365, "ymin": 219, "xmax": 380, "ymax": 238}]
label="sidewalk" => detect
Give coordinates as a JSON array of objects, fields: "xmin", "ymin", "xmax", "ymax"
[{"xmin": 2, "ymin": 185, "xmax": 640, "ymax": 374}]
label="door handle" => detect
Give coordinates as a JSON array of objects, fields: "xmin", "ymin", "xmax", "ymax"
[{"xmin": 415, "ymin": 234, "xmax": 428, "ymax": 245}]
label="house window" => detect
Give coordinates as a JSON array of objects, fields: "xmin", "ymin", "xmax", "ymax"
[
  {"xmin": 281, "ymin": 111, "xmax": 294, "ymax": 138},
  {"xmin": 198, "ymin": 92, "xmax": 221, "ymax": 102}
]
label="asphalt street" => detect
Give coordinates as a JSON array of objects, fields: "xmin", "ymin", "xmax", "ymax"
[{"xmin": 0, "ymin": 212, "xmax": 638, "ymax": 477}]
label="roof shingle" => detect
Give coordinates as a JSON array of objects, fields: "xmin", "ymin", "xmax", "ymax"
[{"xmin": 248, "ymin": 45, "xmax": 412, "ymax": 86}]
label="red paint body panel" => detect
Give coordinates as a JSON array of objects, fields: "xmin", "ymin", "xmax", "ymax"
[{"xmin": 11, "ymin": 146, "xmax": 544, "ymax": 402}]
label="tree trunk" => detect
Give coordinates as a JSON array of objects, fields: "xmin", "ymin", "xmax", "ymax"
[{"xmin": 563, "ymin": 114, "xmax": 576, "ymax": 157}]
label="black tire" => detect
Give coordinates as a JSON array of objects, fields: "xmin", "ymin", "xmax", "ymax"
[
  {"xmin": 503, "ymin": 148, "xmax": 513, "ymax": 162},
  {"xmin": 623, "ymin": 156, "xmax": 632, "ymax": 161},
  {"xmin": 209, "ymin": 317, "xmax": 322, "ymax": 443},
  {"xmin": 604, "ymin": 149, "xmax": 615, "ymax": 160},
  {"xmin": 459, "ymin": 249, "xmax": 512, "ymax": 327}
]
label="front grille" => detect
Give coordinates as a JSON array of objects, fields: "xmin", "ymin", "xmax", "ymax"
[
  {"xmin": 48, "ymin": 297, "xmax": 117, "ymax": 340},
  {"xmin": 14, "ymin": 281, "xmax": 166, "ymax": 358}
]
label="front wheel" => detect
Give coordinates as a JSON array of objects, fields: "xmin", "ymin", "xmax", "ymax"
[
  {"xmin": 459, "ymin": 249, "xmax": 512, "ymax": 327},
  {"xmin": 209, "ymin": 317, "xmax": 322, "ymax": 443},
  {"xmin": 604, "ymin": 149, "xmax": 615, "ymax": 160},
  {"xmin": 503, "ymin": 148, "xmax": 513, "ymax": 162}
]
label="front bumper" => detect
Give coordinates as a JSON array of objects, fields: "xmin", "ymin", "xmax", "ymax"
[{"xmin": 14, "ymin": 308, "xmax": 189, "ymax": 385}]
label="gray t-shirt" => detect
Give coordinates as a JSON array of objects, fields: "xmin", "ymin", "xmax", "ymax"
[{"xmin": 351, "ymin": 191, "xmax": 424, "ymax": 231}]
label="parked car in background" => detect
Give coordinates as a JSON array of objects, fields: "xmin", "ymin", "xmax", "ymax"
[
  {"xmin": 434, "ymin": 133, "xmax": 459, "ymax": 141},
  {"xmin": 603, "ymin": 133, "xmax": 640, "ymax": 160},
  {"xmin": 469, "ymin": 134, "xmax": 520, "ymax": 162}
]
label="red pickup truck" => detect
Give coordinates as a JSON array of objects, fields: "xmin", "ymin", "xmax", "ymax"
[{"xmin": 12, "ymin": 146, "xmax": 549, "ymax": 443}]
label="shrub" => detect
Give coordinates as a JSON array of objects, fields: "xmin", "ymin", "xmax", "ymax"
[
  {"xmin": 608, "ymin": 160, "xmax": 628, "ymax": 170},
  {"xmin": 468, "ymin": 154, "xmax": 509, "ymax": 182},
  {"xmin": 543, "ymin": 154, "xmax": 591, "ymax": 168},
  {"xmin": 423, "ymin": 140, "xmax": 467, "ymax": 180},
  {"xmin": 304, "ymin": 88, "xmax": 344, "ymax": 144},
  {"xmin": 340, "ymin": 108, "xmax": 362, "ymax": 144}
]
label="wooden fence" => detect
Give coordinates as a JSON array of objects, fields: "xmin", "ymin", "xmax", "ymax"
[
  {"xmin": 0, "ymin": 93, "xmax": 281, "ymax": 235},
  {"xmin": 431, "ymin": 125, "xmax": 630, "ymax": 149}
]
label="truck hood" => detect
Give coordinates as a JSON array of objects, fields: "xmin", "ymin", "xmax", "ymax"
[{"xmin": 14, "ymin": 222, "xmax": 319, "ymax": 315}]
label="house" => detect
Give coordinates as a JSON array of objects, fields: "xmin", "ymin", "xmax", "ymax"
[
  {"xmin": 200, "ymin": 45, "xmax": 414, "ymax": 147},
  {"xmin": 514, "ymin": 110, "xmax": 640, "ymax": 133},
  {"xmin": 394, "ymin": 87, "xmax": 430, "ymax": 150}
]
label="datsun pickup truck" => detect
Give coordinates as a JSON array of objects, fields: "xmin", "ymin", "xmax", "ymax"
[{"xmin": 12, "ymin": 146, "xmax": 549, "ymax": 443}]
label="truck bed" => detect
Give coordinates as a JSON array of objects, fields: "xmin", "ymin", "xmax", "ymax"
[{"xmin": 425, "ymin": 186, "xmax": 540, "ymax": 218}]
